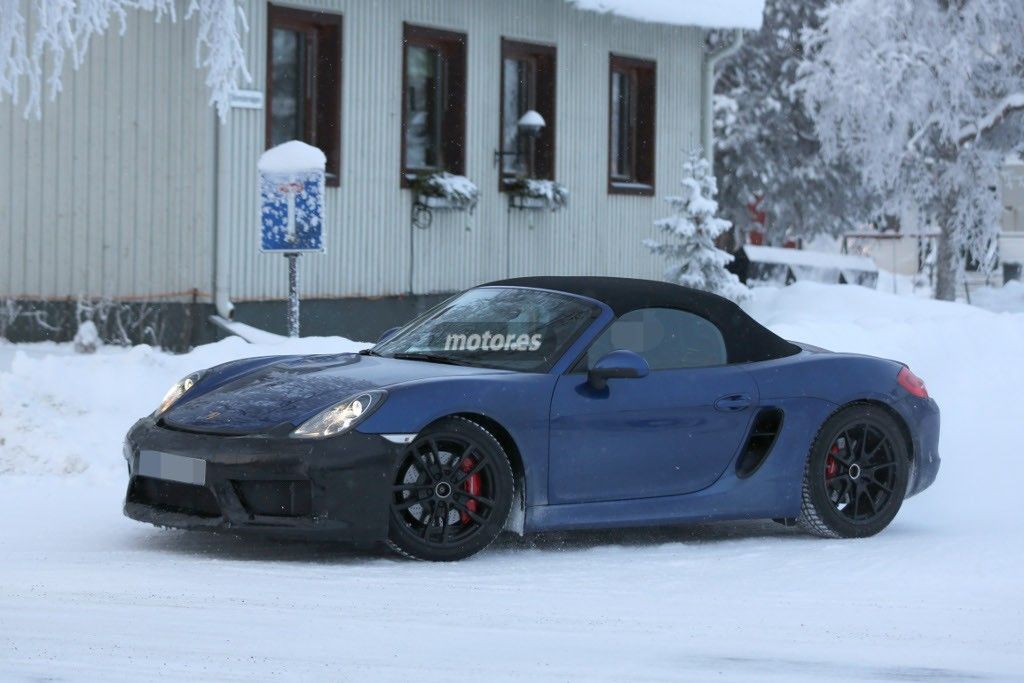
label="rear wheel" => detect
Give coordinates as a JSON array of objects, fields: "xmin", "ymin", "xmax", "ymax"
[
  {"xmin": 798, "ymin": 405, "xmax": 910, "ymax": 538},
  {"xmin": 387, "ymin": 417, "xmax": 514, "ymax": 561}
]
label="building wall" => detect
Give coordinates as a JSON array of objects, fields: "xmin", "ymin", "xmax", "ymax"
[
  {"xmin": 0, "ymin": 10, "xmax": 216, "ymax": 303},
  {"xmin": 2, "ymin": 0, "xmax": 704, "ymax": 311},
  {"xmin": 220, "ymin": 0, "xmax": 704, "ymax": 301}
]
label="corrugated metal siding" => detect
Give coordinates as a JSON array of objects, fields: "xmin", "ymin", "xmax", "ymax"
[
  {"xmin": 1, "ymin": 0, "xmax": 703, "ymax": 302},
  {"xmin": 0, "ymin": 10, "xmax": 214, "ymax": 300},
  {"xmin": 223, "ymin": 0, "xmax": 703, "ymax": 300}
]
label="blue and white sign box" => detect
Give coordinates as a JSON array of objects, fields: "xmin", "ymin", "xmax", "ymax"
[{"xmin": 258, "ymin": 141, "xmax": 327, "ymax": 253}]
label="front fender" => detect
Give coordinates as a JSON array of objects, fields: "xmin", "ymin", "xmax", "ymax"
[{"xmin": 356, "ymin": 374, "xmax": 556, "ymax": 504}]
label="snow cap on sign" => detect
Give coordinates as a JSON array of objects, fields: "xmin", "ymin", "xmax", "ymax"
[
  {"xmin": 567, "ymin": 0, "xmax": 765, "ymax": 30},
  {"xmin": 258, "ymin": 141, "xmax": 327, "ymax": 174}
]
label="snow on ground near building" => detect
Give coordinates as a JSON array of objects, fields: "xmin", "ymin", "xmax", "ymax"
[
  {"xmin": 2, "ymin": 283, "xmax": 1023, "ymax": 680},
  {"xmin": 0, "ymin": 335, "xmax": 368, "ymax": 476},
  {"xmin": 972, "ymin": 279, "xmax": 1024, "ymax": 313}
]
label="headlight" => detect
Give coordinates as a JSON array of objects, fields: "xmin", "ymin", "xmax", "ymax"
[
  {"xmin": 292, "ymin": 390, "xmax": 386, "ymax": 439},
  {"xmin": 155, "ymin": 371, "xmax": 204, "ymax": 416}
]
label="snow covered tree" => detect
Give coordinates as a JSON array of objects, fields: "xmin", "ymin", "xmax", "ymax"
[
  {"xmin": 713, "ymin": 0, "xmax": 877, "ymax": 245},
  {"xmin": 0, "ymin": 0, "xmax": 250, "ymax": 121},
  {"xmin": 799, "ymin": 0, "xmax": 1024, "ymax": 300},
  {"xmin": 645, "ymin": 154, "xmax": 749, "ymax": 301}
]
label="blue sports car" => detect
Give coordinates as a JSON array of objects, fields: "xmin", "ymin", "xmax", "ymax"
[{"xmin": 123, "ymin": 277, "xmax": 940, "ymax": 561}]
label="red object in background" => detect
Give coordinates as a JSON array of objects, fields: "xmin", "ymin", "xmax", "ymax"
[
  {"xmin": 747, "ymin": 196, "xmax": 767, "ymax": 246},
  {"xmin": 783, "ymin": 239, "xmax": 799, "ymax": 249},
  {"xmin": 747, "ymin": 195, "xmax": 767, "ymax": 226}
]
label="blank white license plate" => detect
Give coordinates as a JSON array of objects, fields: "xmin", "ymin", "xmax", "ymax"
[{"xmin": 138, "ymin": 451, "xmax": 207, "ymax": 486}]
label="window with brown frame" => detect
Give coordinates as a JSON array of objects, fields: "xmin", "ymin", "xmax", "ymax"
[
  {"xmin": 266, "ymin": 5, "xmax": 342, "ymax": 185},
  {"xmin": 402, "ymin": 24, "xmax": 467, "ymax": 183},
  {"xmin": 609, "ymin": 55, "xmax": 656, "ymax": 195},
  {"xmin": 499, "ymin": 39, "xmax": 556, "ymax": 186}
]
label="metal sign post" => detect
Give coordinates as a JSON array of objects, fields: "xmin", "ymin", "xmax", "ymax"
[
  {"xmin": 258, "ymin": 141, "xmax": 326, "ymax": 339},
  {"xmin": 286, "ymin": 252, "xmax": 300, "ymax": 338},
  {"xmin": 278, "ymin": 179, "xmax": 304, "ymax": 338}
]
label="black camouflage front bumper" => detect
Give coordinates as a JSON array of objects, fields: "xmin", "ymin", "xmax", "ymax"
[{"xmin": 123, "ymin": 417, "xmax": 401, "ymax": 545}]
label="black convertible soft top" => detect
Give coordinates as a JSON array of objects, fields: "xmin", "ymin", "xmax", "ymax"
[{"xmin": 483, "ymin": 276, "xmax": 800, "ymax": 364}]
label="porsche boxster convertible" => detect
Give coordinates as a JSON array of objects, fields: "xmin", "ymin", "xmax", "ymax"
[{"xmin": 123, "ymin": 277, "xmax": 940, "ymax": 560}]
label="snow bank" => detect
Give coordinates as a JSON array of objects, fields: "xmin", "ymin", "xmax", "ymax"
[
  {"xmin": 971, "ymin": 280, "xmax": 1024, "ymax": 313},
  {"xmin": 72, "ymin": 321, "xmax": 101, "ymax": 354},
  {"xmin": 568, "ymin": 0, "xmax": 765, "ymax": 30},
  {"xmin": 0, "ymin": 335, "xmax": 367, "ymax": 476},
  {"xmin": 257, "ymin": 140, "xmax": 327, "ymax": 173}
]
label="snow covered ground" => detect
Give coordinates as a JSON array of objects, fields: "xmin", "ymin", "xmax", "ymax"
[{"xmin": 2, "ymin": 283, "xmax": 1023, "ymax": 680}]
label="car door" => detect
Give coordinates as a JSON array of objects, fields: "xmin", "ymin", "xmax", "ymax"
[{"xmin": 548, "ymin": 307, "xmax": 758, "ymax": 504}]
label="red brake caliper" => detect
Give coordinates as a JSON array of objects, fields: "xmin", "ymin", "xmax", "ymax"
[
  {"xmin": 825, "ymin": 445, "xmax": 840, "ymax": 480},
  {"xmin": 459, "ymin": 457, "xmax": 480, "ymax": 525}
]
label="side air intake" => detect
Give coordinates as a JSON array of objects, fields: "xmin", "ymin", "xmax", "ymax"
[{"xmin": 736, "ymin": 408, "xmax": 784, "ymax": 478}]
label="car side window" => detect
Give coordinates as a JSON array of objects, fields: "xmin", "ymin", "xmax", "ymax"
[{"xmin": 584, "ymin": 308, "xmax": 727, "ymax": 370}]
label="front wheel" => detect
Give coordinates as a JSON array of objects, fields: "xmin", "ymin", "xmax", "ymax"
[
  {"xmin": 798, "ymin": 405, "xmax": 910, "ymax": 538},
  {"xmin": 387, "ymin": 417, "xmax": 514, "ymax": 561}
]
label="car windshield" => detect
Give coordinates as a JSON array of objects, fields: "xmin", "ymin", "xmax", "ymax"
[{"xmin": 373, "ymin": 287, "xmax": 599, "ymax": 372}]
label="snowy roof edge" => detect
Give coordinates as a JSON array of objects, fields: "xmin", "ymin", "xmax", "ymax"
[
  {"xmin": 566, "ymin": 0, "xmax": 765, "ymax": 30},
  {"xmin": 741, "ymin": 245, "xmax": 879, "ymax": 272}
]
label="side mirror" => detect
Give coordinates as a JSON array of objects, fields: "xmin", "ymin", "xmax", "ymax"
[
  {"xmin": 587, "ymin": 350, "xmax": 650, "ymax": 390},
  {"xmin": 377, "ymin": 326, "xmax": 401, "ymax": 345}
]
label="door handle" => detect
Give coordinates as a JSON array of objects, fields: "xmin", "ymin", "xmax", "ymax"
[{"xmin": 715, "ymin": 394, "xmax": 752, "ymax": 412}]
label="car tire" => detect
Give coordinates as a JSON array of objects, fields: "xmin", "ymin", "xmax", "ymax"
[
  {"xmin": 798, "ymin": 404, "xmax": 910, "ymax": 539},
  {"xmin": 387, "ymin": 416, "xmax": 514, "ymax": 561}
]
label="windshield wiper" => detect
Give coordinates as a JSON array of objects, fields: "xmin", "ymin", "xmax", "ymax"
[{"xmin": 389, "ymin": 352, "xmax": 476, "ymax": 367}]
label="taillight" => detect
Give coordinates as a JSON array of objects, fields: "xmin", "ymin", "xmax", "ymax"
[{"xmin": 898, "ymin": 366, "xmax": 929, "ymax": 398}]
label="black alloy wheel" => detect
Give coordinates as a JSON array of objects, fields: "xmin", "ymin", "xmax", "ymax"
[
  {"xmin": 798, "ymin": 405, "xmax": 910, "ymax": 538},
  {"xmin": 387, "ymin": 417, "xmax": 514, "ymax": 561}
]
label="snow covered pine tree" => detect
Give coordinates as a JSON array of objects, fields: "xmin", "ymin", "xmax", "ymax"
[
  {"xmin": 713, "ymin": 0, "xmax": 876, "ymax": 244},
  {"xmin": 645, "ymin": 154, "xmax": 749, "ymax": 301}
]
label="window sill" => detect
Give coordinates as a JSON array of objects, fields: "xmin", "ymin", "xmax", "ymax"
[
  {"xmin": 401, "ymin": 171, "xmax": 427, "ymax": 189},
  {"xmin": 500, "ymin": 176, "xmax": 555, "ymax": 191},
  {"xmin": 402, "ymin": 169, "xmax": 455, "ymax": 189},
  {"xmin": 417, "ymin": 195, "xmax": 465, "ymax": 209},
  {"xmin": 509, "ymin": 196, "xmax": 553, "ymax": 211},
  {"xmin": 609, "ymin": 181, "xmax": 655, "ymax": 196}
]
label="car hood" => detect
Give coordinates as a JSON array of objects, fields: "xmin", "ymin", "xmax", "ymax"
[{"xmin": 162, "ymin": 353, "xmax": 509, "ymax": 435}]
